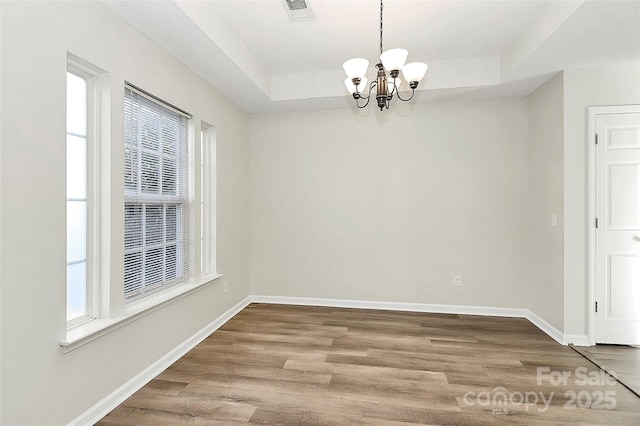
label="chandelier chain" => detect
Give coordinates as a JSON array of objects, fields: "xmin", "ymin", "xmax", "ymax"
[{"xmin": 379, "ymin": 0, "xmax": 384, "ymax": 55}]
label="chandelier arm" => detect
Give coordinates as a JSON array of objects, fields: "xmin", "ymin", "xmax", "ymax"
[
  {"xmin": 354, "ymin": 90, "xmax": 369, "ymax": 101},
  {"xmin": 395, "ymin": 88, "xmax": 416, "ymax": 102},
  {"xmin": 355, "ymin": 81, "xmax": 377, "ymax": 108},
  {"xmin": 355, "ymin": 95, "xmax": 371, "ymax": 109},
  {"xmin": 359, "ymin": 79, "xmax": 377, "ymax": 100},
  {"xmin": 356, "ymin": 80, "xmax": 378, "ymax": 103},
  {"xmin": 388, "ymin": 76, "xmax": 398, "ymax": 98}
]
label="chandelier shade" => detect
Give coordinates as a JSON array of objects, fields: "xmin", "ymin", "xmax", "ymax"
[
  {"xmin": 344, "ymin": 76, "xmax": 368, "ymax": 94},
  {"xmin": 342, "ymin": 0, "xmax": 427, "ymax": 110},
  {"xmin": 402, "ymin": 62, "xmax": 429, "ymax": 86},
  {"xmin": 342, "ymin": 58, "xmax": 369, "ymax": 80},
  {"xmin": 380, "ymin": 48, "xmax": 408, "ymax": 73}
]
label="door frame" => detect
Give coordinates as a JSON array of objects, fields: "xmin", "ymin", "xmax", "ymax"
[{"xmin": 587, "ymin": 104, "xmax": 640, "ymax": 346}]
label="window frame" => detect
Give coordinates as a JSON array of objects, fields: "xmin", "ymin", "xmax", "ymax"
[
  {"xmin": 66, "ymin": 58, "xmax": 102, "ymax": 328},
  {"xmin": 199, "ymin": 123, "xmax": 217, "ymax": 277}
]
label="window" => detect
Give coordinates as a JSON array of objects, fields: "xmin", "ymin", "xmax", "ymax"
[
  {"xmin": 62, "ymin": 64, "xmax": 221, "ymax": 352},
  {"xmin": 65, "ymin": 55, "xmax": 107, "ymax": 330},
  {"xmin": 67, "ymin": 69, "xmax": 90, "ymax": 323},
  {"xmin": 200, "ymin": 123, "xmax": 216, "ymax": 275},
  {"xmin": 124, "ymin": 85, "xmax": 191, "ymax": 302}
]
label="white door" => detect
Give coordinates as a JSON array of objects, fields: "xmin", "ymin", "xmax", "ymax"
[{"xmin": 595, "ymin": 111, "xmax": 640, "ymax": 344}]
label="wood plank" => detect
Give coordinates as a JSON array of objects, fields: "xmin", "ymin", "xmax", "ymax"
[
  {"xmin": 572, "ymin": 344, "xmax": 640, "ymax": 397},
  {"xmin": 97, "ymin": 303, "xmax": 640, "ymax": 425}
]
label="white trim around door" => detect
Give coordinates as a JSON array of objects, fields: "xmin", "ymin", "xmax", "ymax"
[{"xmin": 587, "ymin": 104, "xmax": 640, "ymax": 346}]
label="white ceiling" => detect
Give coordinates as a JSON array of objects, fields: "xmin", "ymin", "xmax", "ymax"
[{"xmin": 104, "ymin": 0, "xmax": 640, "ymax": 113}]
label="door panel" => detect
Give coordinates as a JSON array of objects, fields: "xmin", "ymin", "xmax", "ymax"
[
  {"xmin": 607, "ymin": 127, "xmax": 640, "ymax": 149},
  {"xmin": 608, "ymin": 253, "xmax": 639, "ymax": 318},
  {"xmin": 595, "ymin": 111, "xmax": 640, "ymax": 344},
  {"xmin": 608, "ymin": 162, "xmax": 639, "ymax": 229}
]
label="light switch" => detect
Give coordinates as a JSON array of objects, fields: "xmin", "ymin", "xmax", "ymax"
[{"xmin": 551, "ymin": 214, "xmax": 558, "ymax": 227}]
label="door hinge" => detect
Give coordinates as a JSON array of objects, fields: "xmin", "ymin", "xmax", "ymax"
[
  {"xmin": 595, "ymin": 301, "xmax": 598, "ymax": 313},
  {"xmin": 595, "ymin": 218, "xmax": 599, "ymax": 228},
  {"xmin": 595, "ymin": 133, "xmax": 599, "ymax": 144}
]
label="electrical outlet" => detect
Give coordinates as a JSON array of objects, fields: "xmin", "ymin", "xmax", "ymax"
[
  {"xmin": 454, "ymin": 276, "xmax": 462, "ymax": 287},
  {"xmin": 223, "ymin": 281, "xmax": 229, "ymax": 293}
]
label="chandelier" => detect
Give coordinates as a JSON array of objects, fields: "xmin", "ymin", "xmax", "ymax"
[{"xmin": 343, "ymin": 0, "xmax": 428, "ymax": 111}]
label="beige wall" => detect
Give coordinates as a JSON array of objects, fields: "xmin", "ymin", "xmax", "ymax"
[
  {"xmin": 526, "ymin": 73, "xmax": 565, "ymax": 331},
  {"xmin": 0, "ymin": 2, "xmax": 250, "ymax": 424},
  {"xmin": 562, "ymin": 65, "xmax": 640, "ymax": 337},
  {"xmin": 250, "ymin": 99, "xmax": 531, "ymax": 308}
]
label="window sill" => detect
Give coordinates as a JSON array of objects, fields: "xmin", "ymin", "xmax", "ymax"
[{"xmin": 61, "ymin": 274, "xmax": 223, "ymax": 353}]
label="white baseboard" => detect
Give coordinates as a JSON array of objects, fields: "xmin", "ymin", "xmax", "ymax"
[
  {"xmin": 525, "ymin": 309, "xmax": 564, "ymax": 344},
  {"xmin": 251, "ymin": 295, "xmax": 527, "ymax": 317},
  {"xmin": 251, "ymin": 295, "xmax": 571, "ymax": 346},
  {"xmin": 70, "ymin": 294, "xmax": 577, "ymax": 425},
  {"xmin": 68, "ymin": 296, "xmax": 251, "ymax": 426},
  {"xmin": 563, "ymin": 334, "xmax": 590, "ymax": 346}
]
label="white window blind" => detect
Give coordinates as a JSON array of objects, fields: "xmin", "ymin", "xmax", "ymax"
[{"xmin": 124, "ymin": 85, "xmax": 190, "ymax": 302}]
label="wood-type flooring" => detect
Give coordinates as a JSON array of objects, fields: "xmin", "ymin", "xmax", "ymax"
[
  {"xmin": 98, "ymin": 303, "xmax": 640, "ymax": 425},
  {"xmin": 572, "ymin": 343, "xmax": 640, "ymax": 397}
]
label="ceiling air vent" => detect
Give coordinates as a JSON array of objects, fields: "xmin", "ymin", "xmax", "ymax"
[
  {"xmin": 282, "ymin": 0, "xmax": 314, "ymax": 22},
  {"xmin": 287, "ymin": 0, "xmax": 308, "ymax": 11}
]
